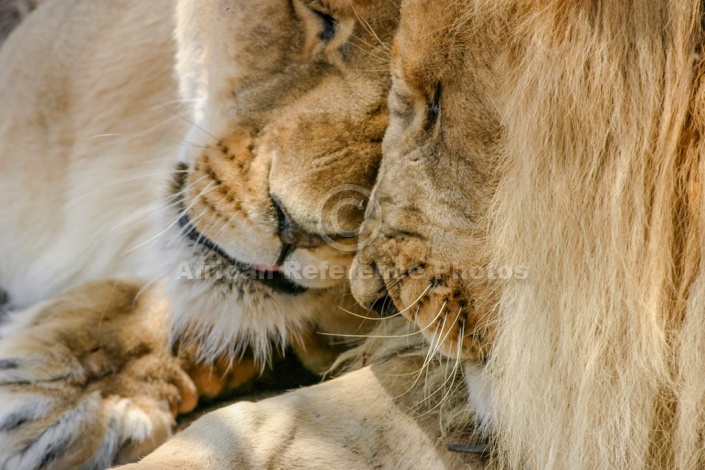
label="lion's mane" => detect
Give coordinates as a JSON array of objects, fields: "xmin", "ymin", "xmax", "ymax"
[{"xmin": 483, "ymin": 1, "xmax": 705, "ymax": 468}]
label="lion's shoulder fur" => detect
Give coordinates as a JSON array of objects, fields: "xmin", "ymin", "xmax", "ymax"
[{"xmin": 479, "ymin": 1, "xmax": 705, "ymax": 468}]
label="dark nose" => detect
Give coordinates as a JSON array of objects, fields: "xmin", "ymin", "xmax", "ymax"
[{"xmin": 272, "ymin": 196, "xmax": 325, "ymax": 249}]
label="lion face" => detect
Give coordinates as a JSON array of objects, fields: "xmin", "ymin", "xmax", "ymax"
[
  {"xmin": 351, "ymin": 0, "xmax": 507, "ymax": 360},
  {"xmin": 163, "ymin": 0, "xmax": 399, "ymax": 360}
]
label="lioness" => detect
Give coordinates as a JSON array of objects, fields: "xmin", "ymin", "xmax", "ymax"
[{"xmin": 0, "ymin": 0, "xmax": 406, "ymax": 468}]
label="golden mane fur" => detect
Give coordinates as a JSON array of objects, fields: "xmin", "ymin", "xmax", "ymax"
[
  {"xmin": 484, "ymin": 1, "xmax": 705, "ymax": 467},
  {"xmin": 351, "ymin": 0, "xmax": 705, "ymax": 467}
]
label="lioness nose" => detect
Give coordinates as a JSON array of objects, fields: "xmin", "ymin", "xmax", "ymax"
[{"xmin": 272, "ymin": 196, "xmax": 325, "ymax": 249}]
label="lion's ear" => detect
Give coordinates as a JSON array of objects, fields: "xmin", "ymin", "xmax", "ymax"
[{"xmin": 174, "ymin": 0, "xmax": 210, "ymax": 125}]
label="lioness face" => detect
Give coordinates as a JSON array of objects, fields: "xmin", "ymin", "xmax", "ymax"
[
  {"xmin": 351, "ymin": 0, "xmax": 506, "ymax": 359},
  {"xmin": 164, "ymin": 0, "xmax": 399, "ymax": 360}
]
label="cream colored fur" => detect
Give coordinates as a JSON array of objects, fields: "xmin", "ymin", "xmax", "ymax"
[
  {"xmin": 108, "ymin": 0, "xmax": 705, "ymax": 467},
  {"xmin": 123, "ymin": 362, "xmax": 480, "ymax": 470},
  {"xmin": 0, "ymin": 0, "xmax": 183, "ymax": 309},
  {"xmin": 119, "ymin": 318, "xmax": 486, "ymax": 470},
  {"xmin": 489, "ymin": 2, "xmax": 705, "ymax": 468}
]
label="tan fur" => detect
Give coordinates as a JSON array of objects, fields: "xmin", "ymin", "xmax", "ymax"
[
  {"xmin": 353, "ymin": 0, "xmax": 705, "ymax": 468},
  {"xmin": 351, "ymin": 0, "xmax": 503, "ymax": 359},
  {"xmin": 119, "ymin": 318, "xmax": 486, "ymax": 470},
  {"xmin": 163, "ymin": 0, "xmax": 399, "ymax": 362},
  {"xmin": 492, "ymin": 2, "xmax": 705, "ymax": 468},
  {"xmin": 0, "ymin": 0, "xmax": 405, "ymax": 468},
  {"xmin": 13, "ymin": 0, "xmax": 703, "ymax": 468},
  {"xmin": 0, "ymin": 280, "xmax": 197, "ymax": 467},
  {"xmin": 12, "ymin": 0, "xmax": 687, "ymax": 467},
  {"xmin": 0, "ymin": 0, "xmax": 395, "ymax": 360}
]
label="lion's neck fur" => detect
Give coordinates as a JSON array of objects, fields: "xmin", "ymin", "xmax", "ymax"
[{"xmin": 478, "ymin": 1, "xmax": 705, "ymax": 468}]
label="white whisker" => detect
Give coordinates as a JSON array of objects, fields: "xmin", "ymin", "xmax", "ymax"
[
  {"xmin": 337, "ymin": 284, "xmax": 432, "ymax": 321},
  {"xmin": 148, "ymin": 93, "xmax": 218, "ymax": 143},
  {"xmin": 348, "ymin": 1, "xmax": 390, "ymax": 54},
  {"xmin": 104, "ymin": 170, "xmax": 187, "ymax": 188},
  {"xmin": 411, "ymin": 310, "xmax": 464, "ymax": 410},
  {"xmin": 318, "ymin": 299, "xmax": 447, "ymax": 339},
  {"xmin": 124, "ymin": 181, "xmax": 216, "ymax": 253},
  {"xmin": 107, "ymin": 174, "xmax": 209, "ymax": 238}
]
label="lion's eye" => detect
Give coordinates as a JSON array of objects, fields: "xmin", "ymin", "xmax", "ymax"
[
  {"xmin": 314, "ymin": 11, "xmax": 337, "ymax": 43},
  {"xmin": 425, "ymin": 84, "xmax": 442, "ymax": 130}
]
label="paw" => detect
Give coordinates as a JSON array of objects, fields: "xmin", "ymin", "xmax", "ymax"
[
  {"xmin": 0, "ymin": 281, "xmax": 198, "ymax": 470},
  {"xmin": 0, "ymin": 386, "xmax": 174, "ymax": 470},
  {"xmin": 114, "ymin": 356, "xmax": 488, "ymax": 470}
]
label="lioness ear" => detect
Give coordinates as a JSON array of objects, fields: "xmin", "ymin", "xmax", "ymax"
[{"xmin": 175, "ymin": 0, "xmax": 210, "ymax": 125}]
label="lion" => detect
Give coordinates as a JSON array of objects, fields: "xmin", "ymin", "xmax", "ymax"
[
  {"xmin": 0, "ymin": 0, "xmax": 414, "ymax": 468},
  {"xmin": 351, "ymin": 0, "xmax": 705, "ymax": 469}
]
